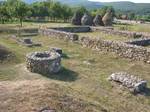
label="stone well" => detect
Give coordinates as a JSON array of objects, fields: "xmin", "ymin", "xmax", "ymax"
[{"xmin": 26, "ymin": 51, "xmax": 61, "ymax": 74}]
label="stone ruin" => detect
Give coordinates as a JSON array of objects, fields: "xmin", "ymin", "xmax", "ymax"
[
  {"xmin": 26, "ymin": 51, "xmax": 61, "ymax": 74},
  {"xmin": 81, "ymin": 13, "xmax": 93, "ymax": 26},
  {"xmin": 108, "ymin": 72, "xmax": 147, "ymax": 93},
  {"xmin": 50, "ymin": 47, "xmax": 62, "ymax": 56},
  {"xmin": 93, "ymin": 15, "xmax": 104, "ymax": 26},
  {"xmin": 21, "ymin": 38, "xmax": 41, "ymax": 47}
]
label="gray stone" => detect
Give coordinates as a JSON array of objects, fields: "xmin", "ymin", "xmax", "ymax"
[
  {"xmin": 108, "ymin": 72, "xmax": 147, "ymax": 93},
  {"xmin": 50, "ymin": 47, "xmax": 62, "ymax": 56},
  {"xmin": 26, "ymin": 51, "xmax": 61, "ymax": 74},
  {"xmin": 23, "ymin": 38, "xmax": 32, "ymax": 44}
]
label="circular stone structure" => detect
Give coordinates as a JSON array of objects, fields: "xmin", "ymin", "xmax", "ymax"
[{"xmin": 26, "ymin": 51, "xmax": 61, "ymax": 74}]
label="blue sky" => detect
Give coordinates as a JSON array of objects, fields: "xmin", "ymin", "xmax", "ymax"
[{"xmin": 89, "ymin": 0, "xmax": 150, "ymax": 3}]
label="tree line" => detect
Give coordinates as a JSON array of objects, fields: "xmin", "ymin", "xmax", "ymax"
[
  {"xmin": 0, "ymin": 0, "xmax": 116, "ymax": 26},
  {"xmin": 0, "ymin": 0, "xmax": 74, "ymax": 26},
  {"xmin": 0, "ymin": 0, "xmax": 149, "ymax": 27}
]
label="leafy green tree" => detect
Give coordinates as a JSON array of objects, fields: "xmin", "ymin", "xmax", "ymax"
[
  {"xmin": 61, "ymin": 5, "xmax": 73, "ymax": 22},
  {"xmin": 8, "ymin": 0, "xmax": 31, "ymax": 26},
  {"xmin": 16, "ymin": 1, "xmax": 31, "ymax": 26},
  {"xmin": 0, "ymin": 1, "xmax": 11, "ymax": 24},
  {"xmin": 91, "ymin": 6, "xmax": 115, "ymax": 18},
  {"xmin": 128, "ymin": 12, "xmax": 135, "ymax": 20},
  {"xmin": 73, "ymin": 6, "xmax": 88, "ymax": 17}
]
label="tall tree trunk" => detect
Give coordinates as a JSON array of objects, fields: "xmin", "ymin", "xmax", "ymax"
[
  {"xmin": 20, "ymin": 18, "xmax": 23, "ymax": 27},
  {"xmin": 2, "ymin": 17, "xmax": 5, "ymax": 24}
]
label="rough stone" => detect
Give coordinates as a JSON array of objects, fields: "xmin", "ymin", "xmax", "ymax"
[
  {"xmin": 80, "ymin": 36, "xmax": 150, "ymax": 63},
  {"xmin": 20, "ymin": 38, "xmax": 41, "ymax": 47},
  {"xmin": 26, "ymin": 51, "xmax": 61, "ymax": 74},
  {"xmin": 108, "ymin": 72, "xmax": 147, "ymax": 93},
  {"xmin": 91, "ymin": 27, "xmax": 150, "ymax": 38},
  {"xmin": 126, "ymin": 38, "xmax": 150, "ymax": 46},
  {"xmin": 39, "ymin": 28, "xmax": 79, "ymax": 42},
  {"xmin": 39, "ymin": 26, "xmax": 150, "ymax": 63},
  {"xmin": 50, "ymin": 47, "xmax": 62, "ymax": 56}
]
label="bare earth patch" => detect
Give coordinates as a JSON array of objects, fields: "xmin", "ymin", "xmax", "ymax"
[{"xmin": 0, "ymin": 79, "xmax": 100, "ymax": 112}]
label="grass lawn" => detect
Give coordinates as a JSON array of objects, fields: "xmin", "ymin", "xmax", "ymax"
[
  {"xmin": 0, "ymin": 22, "xmax": 150, "ymax": 112},
  {"xmin": 77, "ymin": 31, "xmax": 130, "ymax": 41},
  {"xmin": 114, "ymin": 23, "xmax": 150, "ymax": 33}
]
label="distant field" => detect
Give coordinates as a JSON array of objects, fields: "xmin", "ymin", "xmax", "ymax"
[
  {"xmin": 0, "ymin": 22, "xmax": 150, "ymax": 112},
  {"xmin": 0, "ymin": 22, "xmax": 71, "ymax": 29},
  {"xmin": 114, "ymin": 23, "xmax": 150, "ymax": 33},
  {"xmin": 77, "ymin": 31, "xmax": 130, "ymax": 41}
]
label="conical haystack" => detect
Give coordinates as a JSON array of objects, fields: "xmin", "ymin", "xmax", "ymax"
[
  {"xmin": 81, "ymin": 13, "xmax": 93, "ymax": 26},
  {"xmin": 93, "ymin": 14, "xmax": 104, "ymax": 26},
  {"xmin": 102, "ymin": 12, "xmax": 113, "ymax": 26},
  {"xmin": 71, "ymin": 12, "xmax": 82, "ymax": 25}
]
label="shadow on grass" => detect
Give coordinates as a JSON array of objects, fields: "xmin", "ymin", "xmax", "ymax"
[
  {"xmin": 20, "ymin": 33, "xmax": 38, "ymax": 37},
  {"xmin": 140, "ymin": 88, "xmax": 150, "ymax": 96},
  {"xmin": 62, "ymin": 53, "xmax": 70, "ymax": 59},
  {"xmin": 43, "ymin": 67, "xmax": 78, "ymax": 82}
]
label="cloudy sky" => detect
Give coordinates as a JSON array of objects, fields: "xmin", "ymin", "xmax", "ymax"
[{"xmin": 89, "ymin": 0, "xmax": 150, "ymax": 3}]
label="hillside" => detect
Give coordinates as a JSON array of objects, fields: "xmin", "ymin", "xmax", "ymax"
[
  {"xmin": 57, "ymin": 0, "xmax": 103, "ymax": 9},
  {"xmin": 102, "ymin": 1, "xmax": 150, "ymax": 15},
  {"xmin": 1, "ymin": 0, "xmax": 149, "ymax": 14}
]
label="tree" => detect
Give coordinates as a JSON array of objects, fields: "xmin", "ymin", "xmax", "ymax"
[
  {"xmin": 74, "ymin": 6, "xmax": 88, "ymax": 16},
  {"xmin": 0, "ymin": 1, "xmax": 11, "ymax": 24},
  {"xmin": 9, "ymin": 0, "xmax": 31, "ymax": 27},
  {"xmin": 61, "ymin": 5, "xmax": 73, "ymax": 22},
  {"xmin": 128, "ymin": 12, "xmax": 135, "ymax": 20},
  {"xmin": 91, "ymin": 6, "xmax": 115, "ymax": 18}
]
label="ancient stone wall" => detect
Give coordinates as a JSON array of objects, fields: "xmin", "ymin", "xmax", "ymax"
[
  {"xmin": 51, "ymin": 26, "xmax": 91, "ymax": 33},
  {"xmin": 80, "ymin": 37, "xmax": 150, "ymax": 63},
  {"xmin": 126, "ymin": 38, "xmax": 150, "ymax": 46},
  {"xmin": 39, "ymin": 26, "xmax": 150, "ymax": 63},
  {"xmin": 108, "ymin": 72, "xmax": 147, "ymax": 93},
  {"xmin": 91, "ymin": 27, "xmax": 150, "ymax": 38},
  {"xmin": 39, "ymin": 28, "xmax": 79, "ymax": 41}
]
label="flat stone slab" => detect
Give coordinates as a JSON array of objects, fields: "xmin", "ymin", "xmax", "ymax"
[
  {"xmin": 20, "ymin": 38, "xmax": 42, "ymax": 47},
  {"xmin": 50, "ymin": 47, "xmax": 62, "ymax": 56}
]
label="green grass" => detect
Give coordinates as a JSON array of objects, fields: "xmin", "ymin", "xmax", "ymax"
[
  {"xmin": 0, "ymin": 22, "xmax": 71, "ymax": 29},
  {"xmin": 77, "ymin": 31, "xmax": 130, "ymax": 41},
  {"xmin": 114, "ymin": 24, "xmax": 150, "ymax": 33},
  {"xmin": 0, "ymin": 22, "xmax": 150, "ymax": 112}
]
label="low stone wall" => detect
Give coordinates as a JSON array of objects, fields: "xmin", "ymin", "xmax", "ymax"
[
  {"xmin": 39, "ymin": 28, "xmax": 78, "ymax": 41},
  {"xmin": 91, "ymin": 27, "xmax": 150, "ymax": 38},
  {"xmin": 126, "ymin": 38, "xmax": 150, "ymax": 46},
  {"xmin": 0, "ymin": 28, "xmax": 38, "ymax": 33},
  {"xmin": 108, "ymin": 72, "xmax": 147, "ymax": 93},
  {"xmin": 39, "ymin": 26, "xmax": 150, "ymax": 63},
  {"xmin": 26, "ymin": 51, "xmax": 61, "ymax": 74},
  {"xmin": 80, "ymin": 37, "xmax": 150, "ymax": 63},
  {"xmin": 51, "ymin": 26, "xmax": 91, "ymax": 33}
]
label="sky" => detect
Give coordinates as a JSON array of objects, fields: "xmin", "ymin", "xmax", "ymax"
[{"xmin": 89, "ymin": 0, "xmax": 150, "ymax": 3}]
